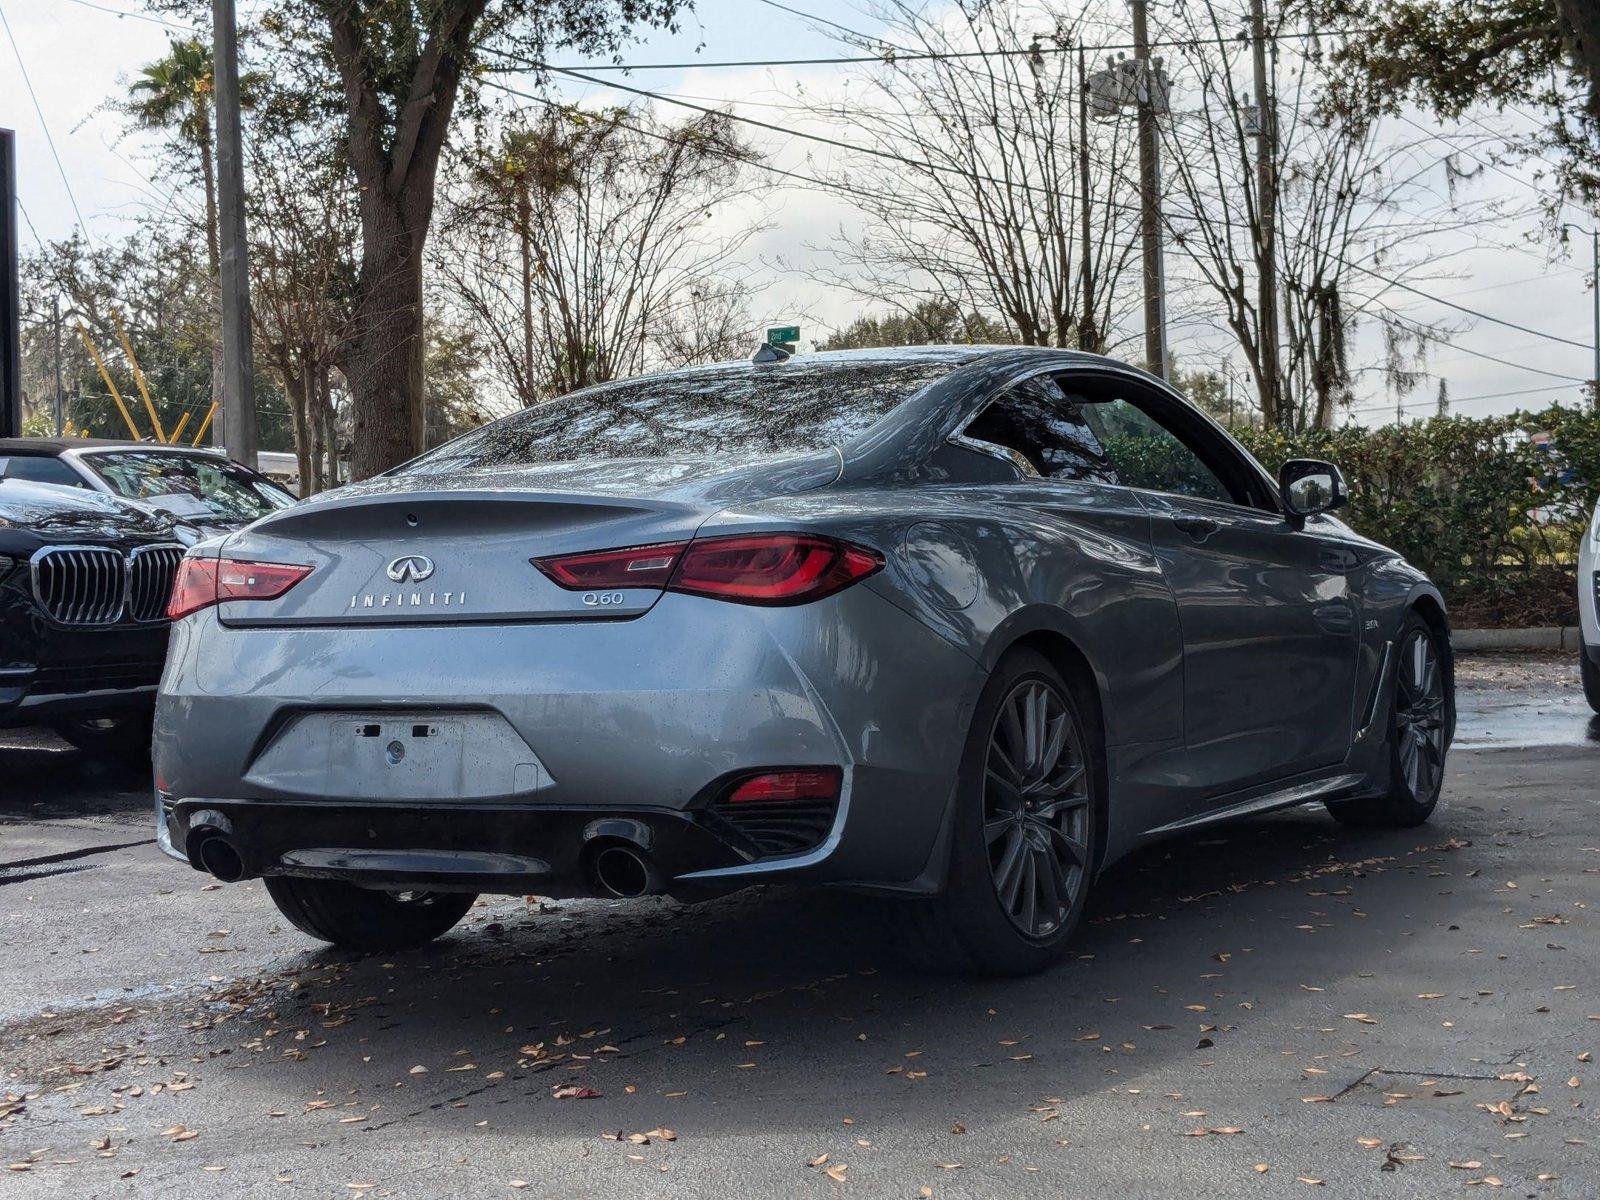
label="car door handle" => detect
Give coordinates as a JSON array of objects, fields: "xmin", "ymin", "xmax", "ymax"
[{"xmin": 1171, "ymin": 514, "xmax": 1220, "ymax": 541}]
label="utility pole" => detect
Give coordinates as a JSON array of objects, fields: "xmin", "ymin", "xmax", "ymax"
[
  {"xmin": 0, "ymin": 129, "xmax": 20, "ymax": 440},
  {"xmin": 1130, "ymin": 1, "xmax": 1169, "ymax": 381},
  {"xmin": 211, "ymin": 0, "xmax": 259, "ymax": 467},
  {"xmin": 1250, "ymin": 0, "xmax": 1283, "ymax": 428},
  {"xmin": 1078, "ymin": 47, "xmax": 1095, "ymax": 352},
  {"xmin": 1591, "ymin": 227, "xmax": 1599, "ymax": 411},
  {"xmin": 1559, "ymin": 223, "xmax": 1599, "ymax": 411}
]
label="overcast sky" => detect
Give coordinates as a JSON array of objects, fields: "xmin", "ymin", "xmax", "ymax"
[{"xmin": 3, "ymin": 0, "xmax": 1596, "ymax": 424}]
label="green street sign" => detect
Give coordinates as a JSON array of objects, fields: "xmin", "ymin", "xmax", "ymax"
[{"xmin": 766, "ymin": 325, "xmax": 800, "ymax": 346}]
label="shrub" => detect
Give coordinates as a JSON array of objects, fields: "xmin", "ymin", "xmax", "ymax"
[{"xmin": 1235, "ymin": 406, "xmax": 1600, "ymax": 627}]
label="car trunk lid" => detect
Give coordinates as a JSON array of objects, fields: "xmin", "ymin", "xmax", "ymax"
[{"xmin": 213, "ymin": 452, "xmax": 836, "ymax": 627}]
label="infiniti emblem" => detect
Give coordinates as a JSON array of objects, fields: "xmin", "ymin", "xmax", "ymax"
[{"xmin": 386, "ymin": 554, "xmax": 435, "ymax": 584}]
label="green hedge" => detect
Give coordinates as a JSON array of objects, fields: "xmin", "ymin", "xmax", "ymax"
[{"xmin": 1234, "ymin": 407, "xmax": 1600, "ymax": 628}]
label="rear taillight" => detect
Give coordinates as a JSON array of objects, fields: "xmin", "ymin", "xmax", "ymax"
[
  {"xmin": 167, "ymin": 557, "xmax": 313, "ymax": 620},
  {"xmin": 726, "ymin": 768, "xmax": 842, "ymax": 804},
  {"xmin": 534, "ymin": 532, "xmax": 882, "ymax": 606},
  {"xmin": 670, "ymin": 534, "xmax": 883, "ymax": 604}
]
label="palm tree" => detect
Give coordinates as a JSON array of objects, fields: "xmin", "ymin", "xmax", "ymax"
[
  {"xmin": 128, "ymin": 39, "xmax": 220, "ymax": 278},
  {"xmin": 127, "ymin": 38, "xmax": 221, "ymax": 424}
]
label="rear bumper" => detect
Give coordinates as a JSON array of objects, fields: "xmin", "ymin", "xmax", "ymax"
[{"xmin": 155, "ymin": 589, "xmax": 985, "ymax": 893}]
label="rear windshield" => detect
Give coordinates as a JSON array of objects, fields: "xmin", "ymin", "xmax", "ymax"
[{"xmin": 399, "ymin": 359, "xmax": 954, "ymax": 473}]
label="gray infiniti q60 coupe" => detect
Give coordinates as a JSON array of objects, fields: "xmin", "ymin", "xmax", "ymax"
[{"xmin": 154, "ymin": 346, "xmax": 1454, "ymax": 975}]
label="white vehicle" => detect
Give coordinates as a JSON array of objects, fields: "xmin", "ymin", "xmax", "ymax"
[
  {"xmin": 0, "ymin": 438, "xmax": 296, "ymax": 538},
  {"xmin": 1582, "ymin": 497, "xmax": 1600, "ymax": 713}
]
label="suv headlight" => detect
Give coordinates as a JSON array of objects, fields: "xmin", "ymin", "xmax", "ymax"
[{"xmin": 1591, "ymin": 505, "xmax": 1600, "ymax": 555}]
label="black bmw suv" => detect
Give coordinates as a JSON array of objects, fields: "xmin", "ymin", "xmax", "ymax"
[{"xmin": 0, "ymin": 477, "xmax": 191, "ymax": 756}]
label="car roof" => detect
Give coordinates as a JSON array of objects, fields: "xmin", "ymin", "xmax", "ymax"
[
  {"xmin": 0, "ymin": 437, "xmax": 227, "ymax": 457},
  {"xmin": 0, "ymin": 436, "xmax": 141, "ymax": 455}
]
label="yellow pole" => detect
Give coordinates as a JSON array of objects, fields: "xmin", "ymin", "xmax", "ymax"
[
  {"xmin": 191, "ymin": 402, "xmax": 218, "ymax": 447},
  {"xmin": 169, "ymin": 410, "xmax": 193, "ymax": 443},
  {"xmin": 75, "ymin": 322, "xmax": 143, "ymax": 440},
  {"xmin": 113, "ymin": 311, "xmax": 167, "ymax": 442}
]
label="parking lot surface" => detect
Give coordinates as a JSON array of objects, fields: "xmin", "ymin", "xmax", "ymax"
[{"xmin": 1, "ymin": 653, "xmax": 1596, "ymax": 1197}]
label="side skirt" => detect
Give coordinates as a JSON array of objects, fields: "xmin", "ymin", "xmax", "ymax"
[{"xmin": 1142, "ymin": 770, "xmax": 1368, "ymax": 838}]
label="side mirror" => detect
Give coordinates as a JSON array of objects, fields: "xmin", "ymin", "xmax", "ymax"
[{"xmin": 1279, "ymin": 458, "xmax": 1347, "ymax": 519}]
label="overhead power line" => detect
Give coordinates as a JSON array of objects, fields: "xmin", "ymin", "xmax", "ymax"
[
  {"xmin": 501, "ymin": 25, "xmax": 1379, "ymax": 76},
  {"xmin": 484, "ymin": 75, "xmax": 1589, "ymax": 390},
  {"xmin": 59, "ymin": 0, "xmax": 196, "ymax": 30},
  {"xmin": 0, "ymin": 0, "xmax": 90, "ymax": 239},
  {"xmin": 1347, "ymin": 381, "xmax": 1580, "ymax": 416},
  {"xmin": 1340, "ymin": 258, "xmax": 1591, "ymax": 349}
]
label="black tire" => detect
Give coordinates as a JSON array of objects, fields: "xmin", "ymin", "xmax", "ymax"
[
  {"xmin": 891, "ymin": 648, "xmax": 1100, "ymax": 977},
  {"xmin": 1327, "ymin": 614, "xmax": 1448, "ymax": 828},
  {"xmin": 264, "ymin": 877, "xmax": 476, "ymax": 952},
  {"xmin": 1581, "ymin": 649, "xmax": 1600, "ymax": 715},
  {"xmin": 50, "ymin": 711, "xmax": 153, "ymax": 760}
]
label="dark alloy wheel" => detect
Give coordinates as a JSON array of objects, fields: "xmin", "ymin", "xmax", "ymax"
[
  {"xmin": 1393, "ymin": 625, "xmax": 1447, "ymax": 802},
  {"xmin": 1328, "ymin": 615, "xmax": 1449, "ymax": 828},
  {"xmin": 889, "ymin": 648, "xmax": 1100, "ymax": 977},
  {"xmin": 983, "ymin": 679, "xmax": 1092, "ymax": 939}
]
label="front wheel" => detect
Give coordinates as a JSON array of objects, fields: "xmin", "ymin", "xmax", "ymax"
[
  {"xmin": 50, "ymin": 711, "xmax": 153, "ymax": 760},
  {"xmin": 265, "ymin": 877, "xmax": 476, "ymax": 952},
  {"xmin": 892, "ymin": 649, "xmax": 1099, "ymax": 977},
  {"xmin": 1327, "ymin": 615, "xmax": 1448, "ymax": 828}
]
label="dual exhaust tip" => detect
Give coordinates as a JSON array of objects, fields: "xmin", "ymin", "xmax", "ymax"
[{"xmin": 189, "ymin": 825, "xmax": 663, "ymax": 899}]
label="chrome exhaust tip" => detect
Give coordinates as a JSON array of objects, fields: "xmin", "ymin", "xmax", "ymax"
[
  {"xmin": 590, "ymin": 844, "xmax": 661, "ymax": 899},
  {"xmin": 196, "ymin": 835, "xmax": 247, "ymax": 884}
]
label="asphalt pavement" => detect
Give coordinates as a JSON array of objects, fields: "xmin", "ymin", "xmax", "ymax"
[{"xmin": 1, "ymin": 653, "xmax": 1596, "ymax": 1198}]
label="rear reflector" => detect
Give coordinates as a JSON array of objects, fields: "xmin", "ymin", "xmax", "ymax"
[
  {"xmin": 167, "ymin": 557, "xmax": 313, "ymax": 620},
  {"xmin": 726, "ymin": 768, "xmax": 843, "ymax": 804},
  {"xmin": 534, "ymin": 532, "xmax": 883, "ymax": 606}
]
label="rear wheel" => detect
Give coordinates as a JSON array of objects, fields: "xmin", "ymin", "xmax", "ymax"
[
  {"xmin": 264, "ymin": 877, "xmax": 476, "ymax": 952},
  {"xmin": 1327, "ymin": 615, "xmax": 1448, "ymax": 828},
  {"xmin": 1581, "ymin": 649, "xmax": 1600, "ymax": 714},
  {"xmin": 893, "ymin": 649, "xmax": 1099, "ymax": 976}
]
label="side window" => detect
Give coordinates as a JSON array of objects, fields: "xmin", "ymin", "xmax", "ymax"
[
  {"xmin": 960, "ymin": 377, "xmax": 1119, "ymax": 484},
  {"xmin": 0, "ymin": 455, "xmax": 86, "ymax": 487},
  {"xmin": 1075, "ymin": 395, "xmax": 1235, "ymax": 505}
]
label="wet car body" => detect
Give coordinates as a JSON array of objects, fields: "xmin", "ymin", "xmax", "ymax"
[
  {"xmin": 154, "ymin": 347, "xmax": 1455, "ymax": 968},
  {"xmin": 0, "ymin": 478, "xmax": 189, "ymax": 738}
]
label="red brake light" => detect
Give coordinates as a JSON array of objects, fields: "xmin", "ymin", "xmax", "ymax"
[
  {"xmin": 669, "ymin": 533, "xmax": 883, "ymax": 605},
  {"xmin": 532, "ymin": 541, "xmax": 686, "ymax": 589},
  {"xmin": 166, "ymin": 557, "xmax": 312, "ymax": 620},
  {"xmin": 726, "ymin": 768, "xmax": 842, "ymax": 804}
]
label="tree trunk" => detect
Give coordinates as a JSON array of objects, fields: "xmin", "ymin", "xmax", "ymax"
[
  {"xmin": 516, "ymin": 180, "xmax": 536, "ymax": 406},
  {"xmin": 343, "ymin": 202, "xmax": 426, "ymax": 479},
  {"xmin": 282, "ymin": 357, "xmax": 312, "ymax": 494},
  {"xmin": 317, "ymin": 362, "xmax": 338, "ymax": 490},
  {"xmin": 197, "ymin": 105, "xmax": 225, "ymax": 447}
]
